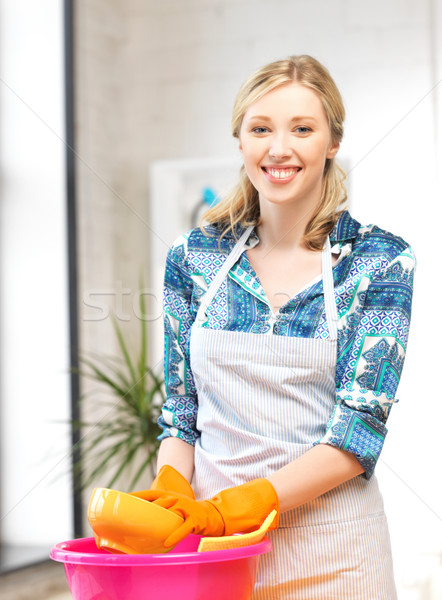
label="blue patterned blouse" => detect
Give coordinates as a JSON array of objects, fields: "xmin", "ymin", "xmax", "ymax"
[{"xmin": 158, "ymin": 211, "xmax": 415, "ymax": 478}]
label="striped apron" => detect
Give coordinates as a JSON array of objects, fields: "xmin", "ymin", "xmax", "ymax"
[{"xmin": 190, "ymin": 226, "xmax": 397, "ymax": 599}]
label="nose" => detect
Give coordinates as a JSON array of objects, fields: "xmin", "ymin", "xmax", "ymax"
[{"xmin": 269, "ymin": 131, "xmax": 292, "ymax": 160}]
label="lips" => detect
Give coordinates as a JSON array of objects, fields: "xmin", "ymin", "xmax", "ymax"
[{"xmin": 261, "ymin": 166, "xmax": 301, "ymax": 183}]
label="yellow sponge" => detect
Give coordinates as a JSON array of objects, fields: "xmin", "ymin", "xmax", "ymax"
[{"xmin": 197, "ymin": 509, "xmax": 277, "ymax": 552}]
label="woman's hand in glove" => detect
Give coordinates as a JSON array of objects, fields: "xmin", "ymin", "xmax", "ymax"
[
  {"xmin": 149, "ymin": 465, "xmax": 195, "ymax": 497},
  {"xmin": 131, "ymin": 465, "xmax": 195, "ymax": 502},
  {"xmin": 140, "ymin": 478, "xmax": 279, "ymax": 548}
]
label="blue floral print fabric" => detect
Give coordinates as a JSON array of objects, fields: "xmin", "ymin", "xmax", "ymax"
[{"xmin": 158, "ymin": 211, "xmax": 415, "ymax": 478}]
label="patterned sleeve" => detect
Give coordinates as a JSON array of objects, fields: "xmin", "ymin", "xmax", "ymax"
[
  {"xmin": 157, "ymin": 234, "xmax": 200, "ymax": 445},
  {"xmin": 316, "ymin": 242, "xmax": 416, "ymax": 478}
]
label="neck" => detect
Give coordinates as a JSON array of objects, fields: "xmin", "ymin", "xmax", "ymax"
[{"xmin": 256, "ymin": 201, "xmax": 318, "ymax": 251}]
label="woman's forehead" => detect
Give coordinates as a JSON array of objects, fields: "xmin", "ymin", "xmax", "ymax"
[{"xmin": 243, "ymin": 83, "xmax": 326, "ymax": 122}]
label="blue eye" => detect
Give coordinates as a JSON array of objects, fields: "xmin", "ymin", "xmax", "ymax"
[
  {"xmin": 251, "ymin": 127, "xmax": 269, "ymax": 134},
  {"xmin": 295, "ymin": 126, "xmax": 311, "ymax": 134}
]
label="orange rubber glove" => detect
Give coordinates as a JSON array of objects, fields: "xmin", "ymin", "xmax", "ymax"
[
  {"xmin": 140, "ymin": 478, "xmax": 279, "ymax": 548},
  {"xmin": 149, "ymin": 465, "xmax": 195, "ymax": 498}
]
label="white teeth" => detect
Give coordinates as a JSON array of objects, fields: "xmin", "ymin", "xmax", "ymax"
[{"xmin": 266, "ymin": 168, "xmax": 298, "ymax": 179}]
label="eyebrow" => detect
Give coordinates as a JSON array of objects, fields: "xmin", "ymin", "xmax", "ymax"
[{"xmin": 247, "ymin": 115, "xmax": 318, "ymax": 123}]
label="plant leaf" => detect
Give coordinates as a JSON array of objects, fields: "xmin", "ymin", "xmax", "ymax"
[{"xmin": 111, "ymin": 315, "xmax": 137, "ymax": 384}]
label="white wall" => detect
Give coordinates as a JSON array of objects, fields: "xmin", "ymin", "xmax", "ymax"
[{"xmin": 0, "ymin": 0, "xmax": 72, "ymax": 546}]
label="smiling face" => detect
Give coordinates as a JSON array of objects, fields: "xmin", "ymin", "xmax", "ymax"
[{"xmin": 239, "ymin": 82, "xmax": 339, "ymax": 213}]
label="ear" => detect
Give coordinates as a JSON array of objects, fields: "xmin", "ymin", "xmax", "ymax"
[
  {"xmin": 238, "ymin": 139, "xmax": 243, "ymax": 155},
  {"xmin": 326, "ymin": 141, "xmax": 340, "ymax": 159}
]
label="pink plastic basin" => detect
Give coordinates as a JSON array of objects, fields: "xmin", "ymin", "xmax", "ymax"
[{"xmin": 50, "ymin": 535, "xmax": 272, "ymax": 600}]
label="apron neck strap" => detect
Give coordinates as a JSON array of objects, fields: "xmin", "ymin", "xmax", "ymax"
[
  {"xmin": 196, "ymin": 226, "xmax": 338, "ymax": 340},
  {"xmin": 322, "ymin": 236, "xmax": 338, "ymax": 340},
  {"xmin": 196, "ymin": 225, "xmax": 254, "ymax": 324}
]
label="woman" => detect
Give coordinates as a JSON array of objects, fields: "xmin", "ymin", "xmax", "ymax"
[{"xmin": 149, "ymin": 55, "xmax": 415, "ymax": 599}]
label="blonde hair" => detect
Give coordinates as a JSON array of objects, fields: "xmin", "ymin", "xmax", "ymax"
[{"xmin": 202, "ymin": 55, "xmax": 347, "ymax": 250}]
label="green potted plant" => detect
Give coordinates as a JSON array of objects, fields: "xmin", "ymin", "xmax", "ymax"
[{"xmin": 72, "ymin": 291, "xmax": 164, "ymax": 491}]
